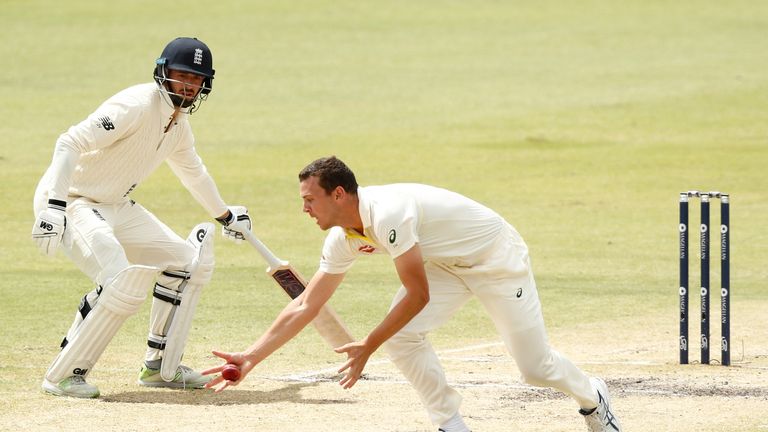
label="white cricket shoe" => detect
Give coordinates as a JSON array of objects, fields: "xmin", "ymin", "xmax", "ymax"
[
  {"xmin": 42, "ymin": 375, "xmax": 100, "ymax": 398},
  {"xmin": 137, "ymin": 364, "xmax": 211, "ymax": 389},
  {"xmin": 581, "ymin": 377, "xmax": 622, "ymax": 431}
]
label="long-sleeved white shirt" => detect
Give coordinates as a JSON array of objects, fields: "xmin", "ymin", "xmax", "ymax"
[{"xmin": 34, "ymin": 83, "xmax": 227, "ymax": 217}]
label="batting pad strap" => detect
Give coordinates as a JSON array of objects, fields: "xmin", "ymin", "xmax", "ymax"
[
  {"xmin": 162, "ymin": 269, "xmax": 190, "ymax": 281},
  {"xmin": 78, "ymin": 294, "xmax": 93, "ymax": 319},
  {"xmin": 153, "ymin": 284, "xmax": 183, "ymax": 306},
  {"xmin": 147, "ymin": 333, "xmax": 167, "ymax": 350}
]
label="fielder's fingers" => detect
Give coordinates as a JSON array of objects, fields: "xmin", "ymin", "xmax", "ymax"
[
  {"xmin": 340, "ymin": 374, "xmax": 357, "ymax": 389},
  {"xmin": 201, "ymin": 365, "xmax": 223, "ymax": 376},
  {"xmin": 205, "ymin": 375, "xmax": 224, "ymax": 389},
  {"xmin": 214, "ymin": 381, "xmax": 231, "ymax": 393},
  {"xmin": 333, "ymin": 344, "xmax": 352, "ymax": 354},
  {"xmin": 339, "ymin": 374, "xmax": 350, "ymax": 388},
  {"xmin": 337, "ymin": 358, "xmax": 353, "ymax": 374},
  {"xmin": 211, "ymin": 350, "xmax": 232, "ymax": 360}
]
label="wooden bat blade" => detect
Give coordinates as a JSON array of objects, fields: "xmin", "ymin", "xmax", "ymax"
[
  {"xmin": 263, "ymin": 257, "xmax": 354, "ymax": 348},
  {"xmin": 243, "ymin": 230, "xmax": 354, "ymax": 347},
  {"xmin": 314, "ymin": 305, "xmax": 355, "ymax": 348},
  {"xmin": 268, "ymin": 264, "xmax": 354, "ymax": 347}
]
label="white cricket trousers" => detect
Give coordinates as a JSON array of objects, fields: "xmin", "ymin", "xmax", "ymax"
[
  {"xmin": 53, "ymin": 197, "xmax": 195, "ymax": 287},
  {"xmin": 383, "ymin": 224, "xmax": 598, "ymax": 426},
  {"xmin": 39, "ymin": 197, "xmax": 196, "ymax": 363}
]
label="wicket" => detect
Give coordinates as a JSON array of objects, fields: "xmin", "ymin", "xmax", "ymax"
[{"xmin": 679, "ymin": 191, "xmax": 730, "ymax": 366}]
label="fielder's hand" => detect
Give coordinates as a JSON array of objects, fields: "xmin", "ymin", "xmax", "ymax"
[
  {"xmin": 202, "ymin": 350, "xmax": 256, "ymax": 393},
  {"xmin": 31, "ymin": 201, "xmax": 67, "ymax": 256},
  {"xmin": 335, "ymin": 340, "xmax": 374, "ymax": 389},
  {"xmin": 216, "ymin": 206, "xmax": 251, "ymax": 243}
]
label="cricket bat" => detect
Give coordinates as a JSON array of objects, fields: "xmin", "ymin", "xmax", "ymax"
[{"xmin": 242, "ymin": 230, "xmax": 354, "ymax": 348}]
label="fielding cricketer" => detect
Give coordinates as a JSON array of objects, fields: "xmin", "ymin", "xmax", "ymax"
[
  {"xmin": 31, "ymin": 37, "xmax": 251, "ymax": 398},
  {"xmin": 204, "ymin": 156, "xmax": 622, "ymax": 431}
]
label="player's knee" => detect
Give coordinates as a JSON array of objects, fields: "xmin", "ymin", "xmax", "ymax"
[
  {"xmin": 100, "ymin": 265, "xmax": 158, "ymax": 316},
  {"xmin": 384, "ymin": 330, "xmax": 427, "ymax": 360}
]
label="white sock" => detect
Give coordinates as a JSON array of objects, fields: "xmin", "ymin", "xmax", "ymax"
[{"xmin": 439, "ymin": 412, "xmax": 470, "ymax": 432}]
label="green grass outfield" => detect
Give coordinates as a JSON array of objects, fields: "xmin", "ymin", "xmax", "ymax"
[{"xmin": 1, "ymin": 1, "xmax": 766, "ymax": 430}]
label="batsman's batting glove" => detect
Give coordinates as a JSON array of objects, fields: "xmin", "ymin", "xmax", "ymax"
[
  {"xmin": 216, "ymin": 206, "xmax": 251, "ymax": 243},
  {"xmin": 31, "ymin": 199, "xmax": 67, "ymax": 256}
]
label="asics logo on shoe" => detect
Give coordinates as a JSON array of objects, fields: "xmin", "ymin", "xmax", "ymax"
[
  {"xmin": 598, "ymin": 391, "xmax": 620, "ymax": 431},
  {"xmin": 604, "ymin": 410, "xmax": 620, "ymax": 431}
]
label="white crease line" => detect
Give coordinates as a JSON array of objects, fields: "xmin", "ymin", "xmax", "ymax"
[
  {"xmin": 578, "ymin": 360, "xmax": 662, "ymax": 366},
  {"xmin": 269, "ymin": 358, "xmax": 664, "ymax": 382},
  {"xmin": 258, "ymin": 373, "xmax": 683, "ymax": 395},
  {"xmin": 438, "ymin": 342, "xmax": 505, "ymax": 353},
  {"xmin": 265, "ymin": 343, "xmax": 506, "ymax": 381}
]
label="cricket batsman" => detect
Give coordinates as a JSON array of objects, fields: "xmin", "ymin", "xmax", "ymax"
[
  {"xmin": 31, "ymin": 37, "xmax": 251, "ymax": 398},
  {"xmin": 203, "ymin": 156, "xmax": 622, "ymax": 431}
]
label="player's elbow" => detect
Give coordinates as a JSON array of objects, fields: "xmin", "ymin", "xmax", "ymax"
[
  {"xmin": 413, "ymin": 286, "xmax": 430, "ymax": 310},
  {"xmin": 295, "ymin": 299, "xmax": 323, "ymax": 320}
]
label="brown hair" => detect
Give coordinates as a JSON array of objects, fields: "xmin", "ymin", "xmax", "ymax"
[{"xmin": 298, "ymin": 156, "xmax": 358, "ymax": 195}]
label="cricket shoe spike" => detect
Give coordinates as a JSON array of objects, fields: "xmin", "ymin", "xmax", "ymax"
[
  {"xmin": 581, "ymin": 377, "xmax": 622, "ymax": 431},
  {"xmin": 42, "ymin": 375, "xmax": 100, "ymax": 398},
  {"xmin": 138, "ymin": 364, "xmax": 211, "ymax": 389}
]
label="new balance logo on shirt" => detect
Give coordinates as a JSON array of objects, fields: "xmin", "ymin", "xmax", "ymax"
[{"xmin": 98, "ymin": 116, "xmax": 115, "ymax": 131}]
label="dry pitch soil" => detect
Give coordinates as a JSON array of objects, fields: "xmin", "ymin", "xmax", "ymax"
[{"xmin": 2, "ymin": 305, "xmax": 766, "ymax": 431}]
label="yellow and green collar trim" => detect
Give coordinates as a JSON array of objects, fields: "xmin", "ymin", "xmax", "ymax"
[{"xmin": 344, "ymin": 228, "xmax": 375, "ymax": 243}]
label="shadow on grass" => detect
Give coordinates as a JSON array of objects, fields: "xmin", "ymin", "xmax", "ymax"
[{"xmin": 101, "ymin": 382, "xmax": 354, "ymax": 406}]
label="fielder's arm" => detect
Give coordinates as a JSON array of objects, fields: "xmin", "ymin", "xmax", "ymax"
[
  {"xmin": 204, "ymin": 270, "xmax": 346, "ymax": 393},
  {"xmin": 243, "ymin": 230, "xmax": 354, "ymax": 348},
  {"xmin": 336, "ymin": 244, "xmax": 430, "ymax": 389}
]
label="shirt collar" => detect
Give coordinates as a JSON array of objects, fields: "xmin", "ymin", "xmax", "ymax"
[
  {"xmin": 357, "ymin": 187, "xmax": 371, "ymax": 229},
  {"xmin": 344, "ymin": 187, "xmax": 374, "ymax": 242}
]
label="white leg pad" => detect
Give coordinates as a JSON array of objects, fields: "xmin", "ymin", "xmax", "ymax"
[
  {"xmin": 160, "ymin": 222, "xmax": 215, "ymax": 381},
  {"xmin": 146, "ymin": 270, "xmax": 189, "ymax": 361},
  {"xmin": 60, "ymin": 286, "xmax": 102, "ymax": 349},
  {"xmin": 45, "ymin": 265, "xmax": 158, "ymax": 383}
]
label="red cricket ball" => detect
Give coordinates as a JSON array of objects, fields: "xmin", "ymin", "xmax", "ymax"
[{"xmin": 221, "ymin": 363, "xmax": 241, "ymax": 382}]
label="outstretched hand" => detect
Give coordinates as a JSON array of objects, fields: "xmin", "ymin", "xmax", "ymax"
[
  {"xmin": 202, "ymin": 350, "xmax": 255, "ymax": 393},
  {"xmin": 334, "ymin": 340, "xmax": 374, "ymax": 389}
]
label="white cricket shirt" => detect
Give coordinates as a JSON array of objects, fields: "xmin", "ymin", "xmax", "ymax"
[
  {"xmin": 319, "ymin": 184, "xmax": 507, "ymax": 274},
  {"xmin": 34, "ymin": 83, "xmax": 227, "ymax": 217}
]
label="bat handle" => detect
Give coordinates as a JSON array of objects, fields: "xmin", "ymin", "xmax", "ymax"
[{"xmin": 242, "ymin": 230, "xmax": 287, "ymax": 271}]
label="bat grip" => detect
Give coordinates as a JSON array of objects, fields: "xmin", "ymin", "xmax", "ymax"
[{"xmin": 242, "ymin": 230, "xmax": 287, "ymax": 271}]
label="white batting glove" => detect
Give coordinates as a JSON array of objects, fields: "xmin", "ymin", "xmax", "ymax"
[
  {"xmin": 31, "ymin": 199, "xmax": 67, "ymax": 256},
  {"xmin": 216, "ymin": 206, "xmax": 251, "ymax": 243}
]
